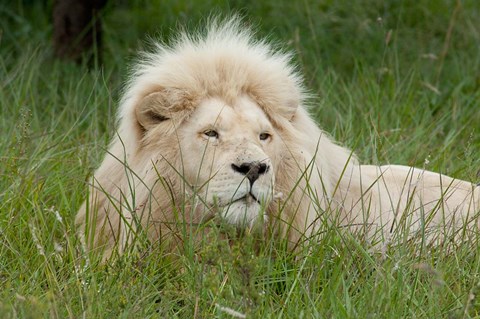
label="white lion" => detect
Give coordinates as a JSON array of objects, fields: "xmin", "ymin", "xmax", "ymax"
[{"xmin": 76, "ymin": 18, "xmax": 480, "ymax": 259}]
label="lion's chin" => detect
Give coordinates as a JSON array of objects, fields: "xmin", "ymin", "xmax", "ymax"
[{"xmin": 219, "ymin": 199, "xmax": 267, "ymax": 229}]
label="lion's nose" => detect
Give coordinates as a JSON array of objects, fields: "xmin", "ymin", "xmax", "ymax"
[{"xmin": 231, "ymin": 161, "xmax": 269, "ymax": 186}]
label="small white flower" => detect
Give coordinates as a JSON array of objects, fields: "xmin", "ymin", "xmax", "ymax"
[
  {"xmin": 424, "ymin": 155, "xmax": 431, "ymax": 166},
  {"xmin": 46, "ymin": 206, "xmax": 63, "ymax": 224},
  {"xmin": 393, "ymin": 261, "xmax": 399, "ymax": 271},
  {"xmin": 29, "ymin": 223, "xmax": 45, "ymax": 257},
  {"xmin": 215, "ymin": 304, "xmax": 246, "ymax": 318},
  {"xmin": 54, "ymin": 241, "xmax": 63, "ymax": 253}
]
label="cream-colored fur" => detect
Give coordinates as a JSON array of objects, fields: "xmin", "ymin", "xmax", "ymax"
[{"xmin": 76, "ymin": 18, "xmax": 479, "ymax": 259}]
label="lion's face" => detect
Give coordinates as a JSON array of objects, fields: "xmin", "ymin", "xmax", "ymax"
[{"xmin": 175, "ymin": 95, "xmax": 277, "ymax": 227}]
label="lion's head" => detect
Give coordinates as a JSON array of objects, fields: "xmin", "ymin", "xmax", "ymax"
[
  {"xmin": 138, "ymin": 92, "xmax": 279, "ymax": 228},
  {"xmin": 76, "ymin": 18, "xmax": 355, "ymax": 258}
]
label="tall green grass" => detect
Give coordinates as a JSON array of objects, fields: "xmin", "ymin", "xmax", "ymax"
[{"xmin": 1, "ymin": 1, "xmax": 479, "ymax": 317}]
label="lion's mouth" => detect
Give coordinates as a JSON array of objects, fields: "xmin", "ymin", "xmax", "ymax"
[{"xmin": 230, "ymin": 193, "xmax": 261, "ymax": 205}]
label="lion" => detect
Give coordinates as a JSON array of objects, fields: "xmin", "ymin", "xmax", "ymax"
[{"xmin": 76, "ymin": 18, "xmax": 480, "ymax": 259}]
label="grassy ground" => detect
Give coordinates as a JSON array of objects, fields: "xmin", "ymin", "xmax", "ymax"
[{"xmin": 1, "ymin": 0, "xmax": 480, "ymax": 318}]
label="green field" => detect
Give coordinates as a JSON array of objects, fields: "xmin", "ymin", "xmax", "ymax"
[{"xmin": 1, "ymin": 1, "xmax": 480, "ymax": 317}]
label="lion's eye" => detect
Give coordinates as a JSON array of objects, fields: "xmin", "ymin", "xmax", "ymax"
[
  {"xmin": 204, "ymin": 130, "xmax": 219, "ymax": 138},
  {"xmin": 259, "ymin": 132, "xmax": 271, "ymax": 141}
]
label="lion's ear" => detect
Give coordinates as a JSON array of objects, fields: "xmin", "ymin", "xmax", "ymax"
[
  {"xmin": 136, "ymin": 88, "xmax": 196, "ymax": 131},
  {"xmin": 135, "ymin": 91, "xmax": 171, "ymax": 131}
]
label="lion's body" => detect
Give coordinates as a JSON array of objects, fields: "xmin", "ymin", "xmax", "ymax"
[{"xmin": 76, "ymin": 19, "xmax": 479, "ymax": 258}]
